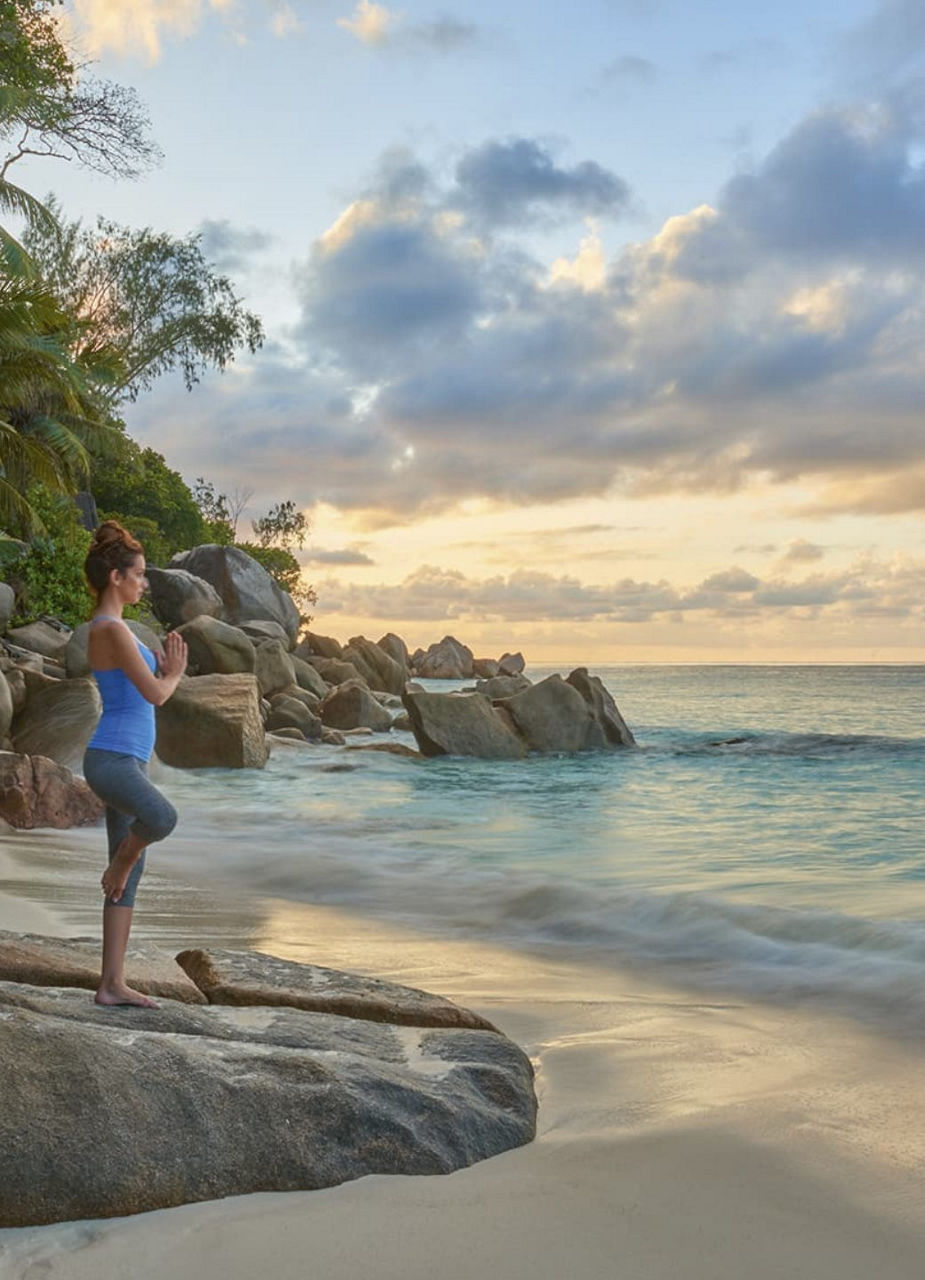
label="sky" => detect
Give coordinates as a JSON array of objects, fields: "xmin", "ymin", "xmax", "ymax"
[{"xmin": 20, "ymin": 0, "xmax": 925, "ymax": 661}]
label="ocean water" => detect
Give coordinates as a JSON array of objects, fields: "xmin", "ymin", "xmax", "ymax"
[{"xmin": 155, "ymin": 665, "xmax": 925, "ymax": 1032}]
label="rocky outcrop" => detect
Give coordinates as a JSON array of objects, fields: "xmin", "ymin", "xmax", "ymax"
[
  {"xmin": 0, "ymin": 956, "xmax": 536, "ymax": 1226},
  {"xmin": 238, "ymin": 619, "xmax": 291, "ymax": 648},
  {"xmin": 321, "ymin": 681, "xmax": 393, "ymax": 732},
  {"xmin": 254, "ymin": 638, "xmax": 296, "ymax": 697},
  {"xmin": 65, "ymin": 619, "xmax": 162, "ymax": 679},
  {"xmin": 0, "ymin": 752, "xmax": 103, "ymax": 828},
  {"xmin": 266, "ymin": 694, "xmax": 323, "ymax": 740},
  {"xmin": 342, "ymin": 635, "xmax": 406, "ymax": 694},
  {"xmin": 290, "ymin": 654, "xmax": 329, "ymax": 699},
  {"xmin": 145, "ymin": 565, "xmax": 224, "ymax": 629},
  {"xmin": 499, "ymin": 652, "xmax": 526, "ymax": 676},
  {"xmin": 348, "ymin": 741, "xmax": 423, "ymax": 760},
  {"xmin": 475, "ymin": 674, "xmax": 532, "ymax": 699},
  {"xmin": 5, "ymin": 619, "xmax": 70, "ymax": 662},
  {"xmin": 170, "ymin": 544, "xmax": 300, "ymax": 643},
  {"xmin": 472, "ymin": 658, "xmax": 500, "ymax": 679},
  {"xmin": 310, "ymin": 657, "xmax": 367, "ymax": 687},
  {"xmin": 377, "ymin": 632, "xmax": 409, "ymax": 670},
  {"xmin": 11, "ymin": 676, "xmax": 101, "ymax": 769},
  {"xmin": 4, "ymin": 666, "xmax": 25, "ymax": 715},
  {"xmin": 500, "ymin": 675, "xmax": 597, "ymax": 753},
  {"xmin": 177, "ymin": 615, "xmax": 255, "ymax": 676},
  {"xmin": 295, "ymin": 631, "xmax": 343, "ymax": 660},
  {"xmin": 0, "ymin": 933, "xmax": 204, "ymax": 1004},
  {"xmin": 0, "ymin": 670, "xmax": 12, "ymax": 739},
  {"xmin": 565, "ymin": 668, "xmax": 636, "ymax": 747},
  {"xmin": 155, "ymin": 674, "xmax": 268, "ymax": 769},
  {"xmin": 401, "ymin": 690, "xmax": 525, "ymax": 760},
  {"xmin": 413, "ymin": 636, "xmax": 474, "ymax": 680}
]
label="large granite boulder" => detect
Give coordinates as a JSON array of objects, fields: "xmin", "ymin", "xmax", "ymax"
[
  {"xmin": 291, "ymin": 654, "xmax": 329, "ymax": 699},
  {"xmin": 0, "ymin": 582, "xmax": 13, "ymax": 633},
  {"xmin": 145, "ymin": 565, "xmax": 224, "ymax": 629},
  {"xmin": 500, "ymin": 674, "xmax": 598, "ymax": 753},
  {"xmin": 401, "ymin": 690, "xmax": 524, "ymax": 759},
  {"xmin": 254, "ymin": 638, "xmax": 296, "ymax": 696},
  {"xmin": 0, "ymin": 934, "xmax": 204, "ymax": 1004},
  {"xmin": 11, "ymin": 676, "xmax": 101, "ymax": 769},
  {"xmin": 266, "ymin": 695, "xmax": 323, "ymax": 740},
  {"xmin": 238, "ymin": 619, "xmax": 291, "ymax": 648},
  {"xmin": 565, "ymin": 668, "xmax": 636, "ymax": 747},
  {"xmin": 155, "ymin": 674, "xmax": 268, "ymax": 769},
  {"xmin": 414, "ymin": 635, "xmax": 475, "ymax": 680},
  {"xmin": 342, "ymin": 635, "xmax": 406, "ymax": 694},
  {"xmin": 170, "ymin": 545, "xmax": 300, "ymax": 642},
  {"xmin": 65, "ymin": 619, "xmax": 162, "ymax": 679},
  {"xmin": 295, "ymin": 631, "xmax": 343, "ymax": 660},
  {"xmin": 0, "ymin": 964, "xmax": 536, "ymax": 1226},
  {"xmin": 0, "ymin": 752, "xmax": 103, "ymax": 828},
  {"xmin": 499, "ymin": 652, "xmax": 526, "ymax": 676},
  {"xmin": 309, "ymin": 656, "xmax": 367, "ymax": 687},
  {"xmin": 321, "ymin": 680, "xmax": 393, "ymax": 732},
  {"xmin": 5, "ymin": 619, "xmax": 70, "ymax": 662},
  {"xmin": 3, "ymin": 667, "xmax": 25, "ymax": 715},
  {"xmin": 177, "ymin": 615, "xmax": 255, "ymax": 676},
  {"xmin": 472, "ymin": 658, "xmax": 500, "ymax": 679},
  {"xmin": 476, "ymin": 674, "xmax": 532, "ymax": 699},
  {"xmin": 377, "ymin": 632, "xmax": 409, "ymax": 670}
]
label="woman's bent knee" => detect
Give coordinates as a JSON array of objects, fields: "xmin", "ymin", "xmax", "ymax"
[{"xmin": 132, "ymin": 800, "xmax": 177, "ymax": 845}]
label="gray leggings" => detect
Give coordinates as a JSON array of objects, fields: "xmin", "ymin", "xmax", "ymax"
[{"xmin": 83, "ymin": 748, "xmax": 178, "ymax": 908}]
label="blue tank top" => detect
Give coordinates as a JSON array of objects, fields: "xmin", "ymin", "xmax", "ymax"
[{"xmin": 87, "ymin": 618, "xmax": 158, "ymax": 762}]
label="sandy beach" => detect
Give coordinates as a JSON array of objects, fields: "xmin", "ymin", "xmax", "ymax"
[{"xmin": 2, "ymin": 828, "xmax": 925, "ymax": 1280}]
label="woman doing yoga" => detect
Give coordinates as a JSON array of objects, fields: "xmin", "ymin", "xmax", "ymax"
[{"xmin": 82, "ymin": 521, "xmax": 188, "ymax": 1007}]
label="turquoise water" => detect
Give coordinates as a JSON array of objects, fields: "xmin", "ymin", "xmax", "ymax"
[{"xmin": 157, "ymin": 666, "xmax": 925, "ymax": 1031}]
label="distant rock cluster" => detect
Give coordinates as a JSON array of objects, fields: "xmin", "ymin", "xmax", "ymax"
[{"xmin": 1, "ymin": 543, "xmax": 636, "ymax": 829}]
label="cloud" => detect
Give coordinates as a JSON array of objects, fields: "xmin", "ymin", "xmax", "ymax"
[
  {"xmin": 304, "ymin": 547, "xmax": 375, "ymax": 566},
  {"xmin": 316, "ymin": 556, "xmax": 925, "ymax": 627},
  {"xmin": 338, "ymin": 0, "xmax": 396, "ymax": 45},
  {"xmin": 70, "ymin": 0, "xmax": 299, "ymax": 60},
  {"xmin": 452, "ymin": 138, "xmax": 632, "ymax": 228},
  {"xmin": 779, "ymin": 539, "xmax": 825, "ymax": 565},
  {"xmin": 835, "ymin": 0, "xmax": 925, "ymax": 90},
  {"xmin": 601, "ymin": 55, "xmax": 658, "ymax": 87},
  {"xmin": 403, "ymin": 16, "xmax": 481, "ymax": 52},
  {"xmin": 197, "ymin": 220, "xmax": 274, "ymax": 271}
]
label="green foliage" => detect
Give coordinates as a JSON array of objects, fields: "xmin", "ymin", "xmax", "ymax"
[
  {"xmin": 97, "ymin": 511, "xmax": 170, "ymax": 568},
  {"xmin": 235, "ymin": 540, "xmax": 317, "ymax": 623},
  {"xmin": 90, "ymin": 445, "xmax": 205, "ymax": 560},
  {"xmin": 25, "ymin": 206, "xmax": 264, "ymax": 406},
  {"xmin": 9, "ymin": 483, "xmax": 92, "ymax": 626},
  {"xmin": 191, "ymin": 476, "xmax": 234, "ymax": 545},
  {"xmin": 251, "ymin": 499, "xmax": 307, "ymax": 552}
]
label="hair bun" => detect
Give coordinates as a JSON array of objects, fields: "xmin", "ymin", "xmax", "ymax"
[{"xmin": 91, "ymin": 519, "xmax": 136, "ymax": 551}]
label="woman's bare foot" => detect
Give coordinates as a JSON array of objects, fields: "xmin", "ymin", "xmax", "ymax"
[
  {"xmin": 94, "ymin": 983, "xmax": 159, "ymax": 1009},
  {"xmin": 101, "ymin": 838, "xmax": 143, "ymax": 902}
]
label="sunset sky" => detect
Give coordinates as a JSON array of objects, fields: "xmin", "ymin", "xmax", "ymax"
[{"xmin": 27, "ymin": 0, "xmax": 925, "ymax": 661}]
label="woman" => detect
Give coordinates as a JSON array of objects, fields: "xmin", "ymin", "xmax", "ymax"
[{"xmin": 82, "ymin": 521, "xmax": 188, "ymax": 1007}]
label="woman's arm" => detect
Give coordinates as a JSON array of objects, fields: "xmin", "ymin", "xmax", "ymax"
[{"xmin": 95, "ymin": 625, "xmax": 188, "ymax": 706}]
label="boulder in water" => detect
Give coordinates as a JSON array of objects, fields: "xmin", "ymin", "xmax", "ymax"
[{"xmin": 155, "ymin": 674, "xmax": 268, "ymax": 769}]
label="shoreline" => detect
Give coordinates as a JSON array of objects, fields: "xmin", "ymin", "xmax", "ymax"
[{"xmin": 2, "ymin": 833, "xmax": 925, "ymax": 1276}]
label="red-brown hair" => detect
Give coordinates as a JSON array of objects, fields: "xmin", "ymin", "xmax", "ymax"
[{"xmin": 84, "ymin": 520, "xmax": 144, "ymax": 599}]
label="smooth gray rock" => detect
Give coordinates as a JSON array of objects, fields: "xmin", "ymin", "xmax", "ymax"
[
  {"xmin": 414, "ymin": 635, "xmax": 475, "ymax": 680},
  {"xmin": 0, "ymin": 933, "xmax": 204, "ymax": 1003},
  {"xmin": 401, "ymin": 690, "xmax": 525, "ymax": 760},
  {"xmin": 265, "ymin": 695, "xmax": 323, "ymax": 740},
  {"xmin": 4, "ymin": 667, "xmax": 25, "ymax": 715},
  {"xmin": 177, "ymin": 615, "xmax": 255, "ymax": 676},
  {"xmin": 238, "ymin": 619, "xmax": 291, "ymax": 648},
  {"xmin": 310, "ymin": 657, "xmax": 367, "ymax": 687},
  {"xmin": 145, "ymin": 565, "xmax": 224, "ymax": 629},
  {"xmin": 0, "ymin": 752, "xmax": 103, "ymax": 829},
  {"xmin": 295, "ymin": 631, "xmax": 343, "ymax": 660},
  {"xmin": 155, "ymin": 674, "xmax": 268, "ymax": 769},
  {"xmin": 501, "ymin": 674, "xmax": 597, "ymax": 753},
  {"xmin": 472, "ymin": 658, "xmax": 500, "ymax": 679},
  {"xmin": 65, "ymin": 619, "xmax": 162, "ymax": 679},
  {"xmin": 11, "ymin": 677, "xmax": 101, "ymax": 769},
  {"xmin": 377, "ymin": 632, "xmax": 409, "ymax": 670},
  {"xmin": 565, "ymin": 667, "xmax": 636, "ymax": 748},
  {"xmin": 476, "ymin": 674, "xmax": 532, "ymax": 699},
  {"xmin": 0, "ymin": 970, "xmax": 536, "ymax": 1226},
  {"xmin": 342, "ymin": 635, "xmax": 406, "ymax": 694},
  {"xmin": 498, "ymin": 652, "xmax": 526, "ymax": 676},
  {"xmin": 0, "ymin": 582, "xmax": 14, "ymax": 633},
  {"xmin": 321, "ymin": 681, "xmax": 393, "ymax": 732},
  {"xmin": 5, "ymin": 620, "xmax": 70, "ymax": 661},
  {"xmin": 272, "ymin": 684, "xmax": 321, "ymax": 714},
  {"xmin": 291, "ymin": 654, "xmax": 328, "ymax": 699},
  {"xmin": 254, "ymin": 638, "xmax": 296, "ymax": 696},
  {"xmin": 170, "ymin": 545, "xmax": 300, "ymax": 642},
  {"xmin": 0, "ymin": 670, "xmax": 11, "ymax": 739}
]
